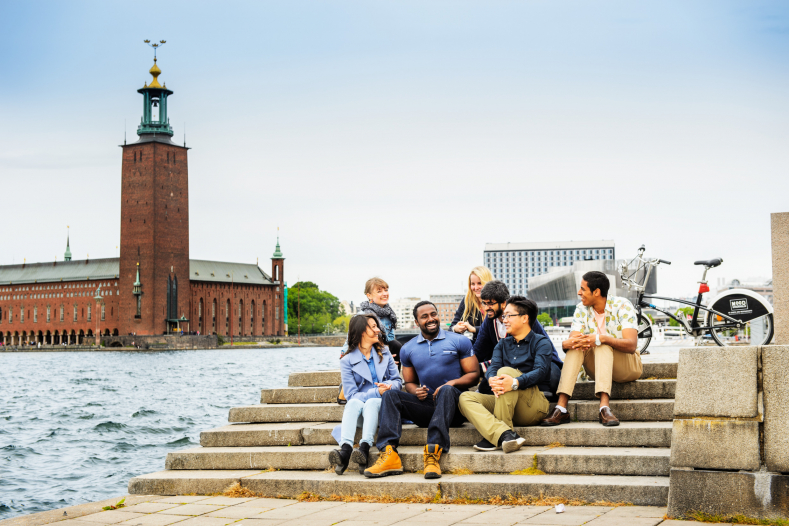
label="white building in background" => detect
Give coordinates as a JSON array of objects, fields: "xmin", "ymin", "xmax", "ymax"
[
  {"xmin": 391, "ymin": 297, "xmax": 421, "ymax": 330},
  {"xmin": 483, "ymin": 240, "xmax": 616, "ymax": 297},
  {"xmin": 340, "ymin": 300, "xmax": 357, "ymax": 316}
]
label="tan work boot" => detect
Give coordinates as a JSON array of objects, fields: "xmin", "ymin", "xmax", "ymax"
[
  {"xmin": 363, "ymin": 445, "xmax": 403, "ymax": 478},
  {"xmin": 423, "ymin": 444, "xmax": 443, "ymax": 479}
]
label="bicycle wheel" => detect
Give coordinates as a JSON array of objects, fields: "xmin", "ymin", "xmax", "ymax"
[
  {"xmin": 637, "ymin": 312, "xmax": 652, "ymax": 355},
  {"xmin": 708, "ymin": 312, "xmax": 774, "ymax": 346}
]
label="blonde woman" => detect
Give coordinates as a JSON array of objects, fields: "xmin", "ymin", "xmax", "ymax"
[{"xmin": 450, "ymin": 266, "xmax": 493, "ymax": 345}]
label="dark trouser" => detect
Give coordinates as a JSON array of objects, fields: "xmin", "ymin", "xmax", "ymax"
[{"xmin": 376, "ymin": 385, "xmax": 466, "ymax": 452}]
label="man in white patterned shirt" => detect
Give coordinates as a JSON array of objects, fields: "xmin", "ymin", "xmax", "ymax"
[{"xmin": 541, "ymin": 271, "xmax": 642, "ymax": 427}]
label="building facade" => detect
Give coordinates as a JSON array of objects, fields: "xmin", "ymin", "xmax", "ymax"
[
  {"xmin": 483, "ymin": 240, "xmax": 616, "ymax": 297},
  {"xmin": 391, "ymin": 297, "xmax": 421, "ymax": 330},
  {"xmin": 0, "ymin": 58, "xmax": 285, "ymax": 345},
  {"xmin": 430, "ymin": 294, "xmax": 464, "ymax": 328}
]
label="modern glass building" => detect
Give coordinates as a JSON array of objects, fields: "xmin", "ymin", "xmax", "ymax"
[{"xmin": 483, "ymin": 240, "xmax": 616, "ymax": 297}]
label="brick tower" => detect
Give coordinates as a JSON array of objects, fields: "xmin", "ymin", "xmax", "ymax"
[{"xmin": 118, "ymin": 56, "xmax": 190, "ymax": 335}]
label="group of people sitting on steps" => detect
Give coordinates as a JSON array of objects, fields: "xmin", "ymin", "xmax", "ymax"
[{"xmin": 329, "ymin": 267, "xmax": 642, "ymax": 478}]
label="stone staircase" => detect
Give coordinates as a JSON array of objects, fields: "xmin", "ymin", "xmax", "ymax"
[{"xmin": 129, "ymin": 362, "xmax": 677, "ymax": 506}]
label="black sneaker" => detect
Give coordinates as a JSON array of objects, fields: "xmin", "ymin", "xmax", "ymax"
[
  {"xmin": 328, "ymin": 443, "xmax": 352, "ymax": 475},
  {"xmin": 498, "ymin": 430, "xmax": 526, "ymax": 454},
  {"xmin": 473, "ymin": 438, "xmax": 498, "ymax": 451},
  {"xmin": 350, "ymin": 442, "xmax": 371, "ymax": 474}
]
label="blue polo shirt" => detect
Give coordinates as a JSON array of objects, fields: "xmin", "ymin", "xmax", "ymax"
[{"xmin": 400, "ymin": 329, "xmax": 475, "ymax": 393}]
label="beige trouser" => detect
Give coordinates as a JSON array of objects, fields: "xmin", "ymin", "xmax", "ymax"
[
  {"xmin": 557, "ymin": 344, "xmax": 642, "ymax": 398},
  {"xmin": 459, "ymin": 367, "xmax": 550, "ymax": 446}
]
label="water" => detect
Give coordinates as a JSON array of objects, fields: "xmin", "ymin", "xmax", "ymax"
[{"xmin": 0, "ymin": 348, "xmax": 340, "ymax": 520}]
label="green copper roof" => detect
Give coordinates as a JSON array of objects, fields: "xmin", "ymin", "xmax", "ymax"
[
  {"xmin": 64, "ymin": 232, "xmax": 72, "ymax": 261},
  {"xmin": 272, "ymin": 237, "xmax": 284, "ymax": 259},
  {"xmin": 189, "ymin": 260, "xmax": 275, "ymax": 285}
]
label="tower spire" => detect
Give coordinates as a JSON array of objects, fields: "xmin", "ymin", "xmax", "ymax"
[
  {"xmin": 137, "ymin": 40, "xmax": 173, "ymax": 137},
  {"xmin": 64, "ymin": 226, "xmax": 72, "ymax": 261},
  {"xmin": 272, "ymin": 228, "xmax": 283, "ymax": 259}
]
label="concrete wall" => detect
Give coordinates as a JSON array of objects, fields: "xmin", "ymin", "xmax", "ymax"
[
  {"xmin": 103, "ymin": 334, "xmax": 219, "ymax": 349},
  {"xmin": 773, "ymin": 213, "xmax": 789, "ymax": 345},
  {"xmin": 226, "ymin": 335, "xmax": 346, "ymax": 347},
  {"xmin": 667, "ymin": 345, "xmax": 789, "ymax": 519}
]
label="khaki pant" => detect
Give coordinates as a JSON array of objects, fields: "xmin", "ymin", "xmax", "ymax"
[
  {"xmin": 459, "ymin": 367, "xmax": 550, "ymax": 446},
  {"xmin": 557, "ymin": 344, "xmax": 642, "ymax": 398}
]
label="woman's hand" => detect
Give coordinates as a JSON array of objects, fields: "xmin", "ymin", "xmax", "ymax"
[
  {"xmin": 376, "ymin": 382, "xmax": 392, "ymax": 396},
  {"xmin": 453, "ymin": 322, "xmax": 467, "ymax": 334},
  {"xmin": 466, "ymin": 325, "xmax": 477, "ymax": 334}
]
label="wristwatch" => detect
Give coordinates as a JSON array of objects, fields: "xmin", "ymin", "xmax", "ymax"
[
  {"xmin": 595, "ymin": 333, "xmax": 601, "ymax": 347},
  {"xmin": 511, "ymin": 378, "xmax": 519, "ymax": 391}
]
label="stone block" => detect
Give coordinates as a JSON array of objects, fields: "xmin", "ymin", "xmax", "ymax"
[
  {"xmin": 772, "ymin": 212, "xmax": 789, "ymax": 345},
  {"xmin": 260, "ymin": 387, "xmax": 336, "ymax": 404},
  {"xmin": 763, "ymin": 345, "xmax": 789, "ymax": 472},
  {"xmin": 288, "ymin": 370, "xmax": 341, "ymax": 387},
  {"xmin": 128, "ymin": 470, "xmax": 261, "ymax": 496},
  {"xmin": 641, "ymin": 362, "xmax": 678, "ymax": 379},
  {"xmin": 673, "ymin": 346, "xmax": 758, "ymax": 418},
  {"xmin": 573, "ymin": 379, "xmax": 675, "ymax": 400},
  {"xmin": 667, "ymin": 468, "xmax": 789, "ymax": 519},
  {"xmin": 669, "ymin": 419, "xmax": 760, "ymax": 470},
  {"xmin": 200, "ymin": 423, "xmax": 309, "ymax": 447},
  {"xmin": 572, "ymin": 399, "xmax": 674, "ymax": 422}
]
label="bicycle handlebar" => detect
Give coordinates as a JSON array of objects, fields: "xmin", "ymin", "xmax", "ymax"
[{"xmin": 659, "ymin": 259, "xmax": 671, "ymax": 265}]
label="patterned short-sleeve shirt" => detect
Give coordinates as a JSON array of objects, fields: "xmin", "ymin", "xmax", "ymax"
[{"xmin": 570, "ymin": 296, "xmax": 638, "ymax": 339}]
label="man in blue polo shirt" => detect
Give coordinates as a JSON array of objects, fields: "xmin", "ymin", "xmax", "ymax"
[{"xmin": 364, "ymin": 301, "xmax": 478, "ymax": 480}]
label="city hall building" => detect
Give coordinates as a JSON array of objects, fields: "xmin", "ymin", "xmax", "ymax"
[{"xmin": 0, "ymin": 59, "xmax": 286, "ymax": 346}]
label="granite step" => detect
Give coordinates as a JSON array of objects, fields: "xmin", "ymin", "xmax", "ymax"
[
  {"xmin": 286, "ymin": 362, "xmax": 678, "ymax": 388},
  {"xmin": 166, "ymin": 444, "xmax": 671, "ymax": 476},
  {"xmin": 261, "ymin": 379, "xmax": 676, "ymax": 404},
  {"xmin": 128, "ymin": 470, "xmax": 670, "ymax": 506},
  {"xmin": 203, "ymin": 421, "xmax": 672, "ymax": 448},
  {"xmin": 229, "ymin": 398, "xmax": 674, "ymax": 425}
]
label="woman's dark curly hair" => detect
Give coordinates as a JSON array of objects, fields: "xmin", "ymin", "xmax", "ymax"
[{"xmin": 343, "ymin": 313, "xmax": 385, "ymax": 362}]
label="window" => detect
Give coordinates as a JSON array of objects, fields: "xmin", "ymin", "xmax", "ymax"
[
  {"xmin": 225, "ymin": 299, "xmax": 231, "ymax": 336},
  {"xmin": 47, "ymin": 306, "xmax": 50, "ymax": 323},
  {"xmin": 101, "ymin": 304, "xmax": 105, "ymax": 321},
  {"xmin": 21, "ymin": 307, "xmax": 24, "ymax": 323},
  {"xmin": 73, "ymin": 305, "xmax": 78, "ymax": 322},
  {"xmin": 60, "ymin": 305, "xmax": 64, "ymax": 322},
  {"xmin": 87, "ymin": 306, "xmax": 92, "ymax": 322},
  {"xmin": 9, "ymin": 307, "xmax": 12, "ymax": 323},
  {"xmin": 136, "ymin": 295, "xmax": 142, "ymax": 318}
]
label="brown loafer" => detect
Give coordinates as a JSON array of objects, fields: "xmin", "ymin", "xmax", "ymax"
[
  {"xmin": 599, "ymin": 407, "xmax": 620, "ymax": 427},
  {"xmin": 540, "ymin": 407, "xmax": 571, "ymax": 427}
]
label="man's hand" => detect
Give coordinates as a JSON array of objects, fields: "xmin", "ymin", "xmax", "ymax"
[
  {"xmin": 433, "ymin": 379, "xmax": 456, "ymax": 399},
  {"xmin": 489, "ymin": 374, "xmax": 515, "ymax": 398},
  {"xmin": 415, "ymin": 385, "xmax": 429, "ymax": 400},
  {"xmin": 566, "ymin": 333, "xmax": 594, "ymax": 351},
  {"xmin": 376, "ymin": 382, "xmax": 392, "ymax": 396}
]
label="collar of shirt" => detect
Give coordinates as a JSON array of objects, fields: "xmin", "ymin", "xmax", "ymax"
[
  {"xmin": 511, "ymin": 331, "xmax": 534, "ymax": 346},
  {"xmin": 416, "ymin": 328, "xmax": 448, "ymax": 344}
]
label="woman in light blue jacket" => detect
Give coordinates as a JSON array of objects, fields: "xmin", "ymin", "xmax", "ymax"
[{"xmin": 330, "ymin": 313, "xmax": 401, "ymax": 475}]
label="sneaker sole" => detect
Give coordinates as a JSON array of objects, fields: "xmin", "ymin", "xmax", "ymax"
[
  {"xmin": 502, "ymin": 437, "xmax": 526, "ymax": 454},
  {"xmin": 350, "ymin": 450, "xmax": 368, "ymax": 475},
  {"xmin": 328, "ymin": 450, "xmax": 348, "ymax": 475},
  {"xmin": 363, "ymin": 468, "xmax": 403, "ymax": 478},
  {"xmin": 473, "ymin": 445, "xmax": 498, "ymax": 452}
]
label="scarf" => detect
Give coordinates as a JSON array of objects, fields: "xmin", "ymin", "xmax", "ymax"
[{"xmin": 359, "ymin": 301, "xmax": 398, "ymax": 330}]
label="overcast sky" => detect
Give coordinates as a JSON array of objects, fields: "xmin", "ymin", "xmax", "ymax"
[{"xmin": 1, "ymin": 1, "xmax": 787, "ymax": 305}]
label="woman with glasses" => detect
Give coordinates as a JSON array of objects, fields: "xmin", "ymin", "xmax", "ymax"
[
  {"xmin": 330, "ymin": 314, "xmax": 401, "ymax": 475},
  {"xmin": 450, "ymin": 266, "xmax": 493, "ymax": 345}
]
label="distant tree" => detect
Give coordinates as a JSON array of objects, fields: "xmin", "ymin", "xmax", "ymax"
[
  {"xmin": 537, "ymin": 312, "xmax": 553, "ymax": 327},
  {"xmin": 669, "ymin": 307, "xmax": 695, "ymax": 327},
  {"xmin": 287, "ymin": 281, "xmax": 342, "ymax": 335},
  {"xmin": 332, "ymin": 315, "xmax": 352, "ymax": 333}
]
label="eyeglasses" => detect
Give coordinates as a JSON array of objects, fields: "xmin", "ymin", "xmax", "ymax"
[
  {"xmin": 481, "ymin": 300, "xmax": 498, "ymax": 306},
  {"xmin": 501, "ymin": 314, "xmax": 523, "ymax": 321}
]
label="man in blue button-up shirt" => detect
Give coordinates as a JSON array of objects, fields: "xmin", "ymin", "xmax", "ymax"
[
  {"xmin": 460, "ymin": 296, "xmax": 552, "ymax": 453},
  {"xmin": 364, "ymin": 301, "xmax": 479, "ymax": 480}
]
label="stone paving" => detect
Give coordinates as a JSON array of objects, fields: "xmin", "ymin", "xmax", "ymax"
[{"xmin": 2, "ymin": 495, "xmax": 720, "ymax": 526}]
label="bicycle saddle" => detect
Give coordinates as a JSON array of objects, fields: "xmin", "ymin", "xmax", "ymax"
[{"xmin": 694, "ymin": 258, "xmax": 723, "ymax": 268}]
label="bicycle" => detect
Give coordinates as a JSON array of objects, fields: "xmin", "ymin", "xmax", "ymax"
[{"xmin": 619, "ymin": 245, "xmax": 774, "ymax": 354}]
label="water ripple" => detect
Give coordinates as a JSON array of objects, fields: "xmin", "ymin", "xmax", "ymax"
[{"xmin": 0, "ymin": 347, "xmax": 339, "ymax": 520}]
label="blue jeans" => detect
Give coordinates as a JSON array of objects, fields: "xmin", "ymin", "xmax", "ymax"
[
  {"xmin": 340, "ymin": 397, "xmax": 382, "ymax": 447},
  {"xmin": 375, "ymin": 385, "xmax": 465, "ymax": 452}
]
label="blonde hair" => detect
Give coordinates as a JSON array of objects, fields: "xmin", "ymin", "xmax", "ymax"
[
  {"xmin": 364, "ymin": 277, "xmax": 389, "ymax": 295},
  {"xmin": 462, "ymin": 266, "xmax": 493, "ymax": 322}
]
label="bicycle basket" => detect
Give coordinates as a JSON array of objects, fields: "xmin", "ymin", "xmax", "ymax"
[{"xmin": 620, "ymin": 253, "xmax": 651, "ymax": 291}]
